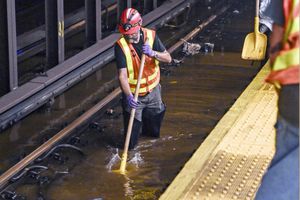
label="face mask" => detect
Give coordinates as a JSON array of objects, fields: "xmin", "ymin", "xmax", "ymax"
[{"xmin": 124, "ymin": 30, "xmax": 140, "ymax": 43}]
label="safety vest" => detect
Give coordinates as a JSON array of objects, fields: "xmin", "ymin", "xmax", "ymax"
[
  {"xmin": 117, "ymin": 28, "xmax": 160, "ymax": 96},
  {"xmin": 266, "ymin": 0, "xmax": 300, "ymax": 87}
]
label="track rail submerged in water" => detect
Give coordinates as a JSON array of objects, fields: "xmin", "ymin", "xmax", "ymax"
[
  {"xmin": 0, "ymin": 89, "xmax": 121, "ymax": 189},
  {"xmin": 0, "ymin": 4, "xmax": 230, "ymax": 191}
]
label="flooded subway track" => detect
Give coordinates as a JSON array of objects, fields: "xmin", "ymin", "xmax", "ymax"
[{"xmin": 0, "ymin": 1, "xmax": 261, "ymax": 199}]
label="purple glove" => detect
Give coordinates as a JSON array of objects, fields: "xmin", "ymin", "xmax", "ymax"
[
  {"xmin": 127, "ymin": 94, "xmax": 138, "ymax": 109},
  {"xmin": 142, "ymin": 43, "xmax": 156, "ymax": 57}
]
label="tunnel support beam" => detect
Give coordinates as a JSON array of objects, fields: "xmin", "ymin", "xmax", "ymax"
[
  {"xmin": 0, "ymin": 1, "xmax": 10, "ymax": 96},
  {"xmin": 85, "ymin": 0, "xmax": 96, "ymax": 46},
  {"xmin": 46, "ymin": 0, "xmax": 65, "ymax": 66},
  {"xmin": 127, "ymin": 0, "xmax": 132, "ymax": 8},
  {"xmin": 117, "ymin": 0, "xmax": 132, "ymax": 22},
  {"xmin": 144, "ymin": 0, "xmax": 153, "ymax": 14},
  {"xmin": 57, "ymin": 0, "xmax": 64, "ymax": 63},
  {"xmin": 6, "ymin": 0, "xmax": 18, "ymax": 91},
  {"xmin": 117, "ymin": 0, "xmax": 126, "ymax": 20},
  {"xmin": 153, "ymin": 0, "xmax": 158, "ymax": 9},
  {"xmin": 45, "ymin": 0, "xmax": 59, "ymax": 68},
  {"xmin": 85, "ymin": 0, "xmax": 102, "ymax": 46},
  {"xmin": 96, "ymin": 0, "xmax": 102, "ymax": 41}
]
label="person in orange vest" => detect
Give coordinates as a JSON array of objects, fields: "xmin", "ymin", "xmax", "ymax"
[
  {"xmin": 114, "ymin": 8, "xmax": 172, "ymax": 149},
  {"xmin": 255, "ymin": 0, "xmax": 299, "ymax": 199}
]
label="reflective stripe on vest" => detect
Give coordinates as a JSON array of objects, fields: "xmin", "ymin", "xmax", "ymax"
[
  {"xmin": 268, "ymin": 0, "xmax": 300, "ymax": 86},
  {"xmin": 130, "ymin": 72, "xmax": 160, "ymax": 93},
  {"xmin": 119, "ymin": 38, "xmax": 134, "ymax": 80},
  {"xmin": 273, "ymin": 47, "xmax": 299, "ymax": 71},
  {"xmin": 283, "ymin": 0, "xmax": 300, "ymax": 42}
]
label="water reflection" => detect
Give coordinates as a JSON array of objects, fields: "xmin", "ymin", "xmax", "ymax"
[{"xmin": 9, "ymin": 122, "xmax": 21, "ymax": 142}]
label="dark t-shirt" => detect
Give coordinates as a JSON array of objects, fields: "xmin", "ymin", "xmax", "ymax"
[
  {"xmin": 114, "ymin": 30, "xmax": 166, "ymax": 69},
  {"xmin": 264, "ymin": 0, "xmax": 284, "ymax": 26}
]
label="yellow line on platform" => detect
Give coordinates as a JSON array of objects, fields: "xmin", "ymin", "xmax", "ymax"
[{"xmin": 160, "ymin": 61, "xmax": 277, "ymax": 200}]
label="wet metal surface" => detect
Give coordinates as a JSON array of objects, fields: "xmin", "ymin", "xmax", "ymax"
[{"xmin": 0, "ymin": 1, "xmax": 262, "ymax": 199}]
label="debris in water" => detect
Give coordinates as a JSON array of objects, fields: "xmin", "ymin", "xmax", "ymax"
[
  {"xmin": 202, "ymin": 43, "xmax": 214, "ymax": 53},
  {"xmin": 172, "ymin": 59, "xmax": 183, "ymax": 66},
  {"xmin": 182, "ymin": 40, "xmax": 201, "ymax": 56},
  {"xmin": 233, "ymin": 10, "xmax": 240, "ymax": 14},
  {"xmin": 105, "ymin": 109, "xmax": 114, "ymax": 116},
  {"xmin": 163, "ymin": 23, "xmax": 178, "ymax": 28}
]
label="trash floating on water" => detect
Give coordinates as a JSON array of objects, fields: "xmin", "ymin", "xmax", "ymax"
[
  {"xmin": 233, "ymin": 10, "xmax": 240, "ymax": 14},
  {"xmin": 202, "ymin": 42, "xmax": 214, "ymax": 53},
  {"xmin": 182, "ymin": 41, "xmax": 201, "ymax": 56},
  {"xmin": 172, "ymin": 59, "xmax": 183, "ymax": 66},
  {"xmin": 105, "ymin": 109, "xmax": 114, "ymax": 116}
]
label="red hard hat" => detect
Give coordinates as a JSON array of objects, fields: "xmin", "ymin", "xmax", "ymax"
[{"xmin": 118, "ymin": 8, "xmax": 142, "ymax": 35}]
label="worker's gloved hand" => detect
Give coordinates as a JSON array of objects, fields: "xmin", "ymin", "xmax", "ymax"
[
  {"xmin": 127, "ymin": 94, "xmax": 138, "ymax": 109},
  {"xmin": 142, "ymin": 43, "xmax": 156, "ymax": 57}
]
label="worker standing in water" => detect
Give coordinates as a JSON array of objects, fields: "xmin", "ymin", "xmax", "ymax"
[
  {"xmin": 114, "ymin": 8, "xmax": 172, "ymax": 149},
  {"xmin": 255, "ymin": 0, "xmax": 299, "ymax": 199}
]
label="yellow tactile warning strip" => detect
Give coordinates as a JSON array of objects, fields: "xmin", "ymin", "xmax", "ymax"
[{"xmin": 159, "ymin": 61, "xmax": 277, "ymax": 200}]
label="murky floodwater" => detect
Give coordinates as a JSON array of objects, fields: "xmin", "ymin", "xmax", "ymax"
[{"xmin": 0, "ymin": 1, "xmax": 263, "ymax": 199}]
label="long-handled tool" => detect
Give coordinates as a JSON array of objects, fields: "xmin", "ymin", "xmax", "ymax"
[
  {"xmin": 119, "ymin": 39, "xmax": 148, "ymax": 174},
  {"xmin": 241, "ymin": 0, "xmax": 267, "ymax": 60}
]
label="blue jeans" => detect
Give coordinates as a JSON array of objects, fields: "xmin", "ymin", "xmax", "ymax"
[{"xmin": 255, "ymin": 116, "xmax": 299, "ymax": 200}]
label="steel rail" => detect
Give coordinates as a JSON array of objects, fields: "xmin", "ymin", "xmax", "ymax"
[
  {"xmin": 0, "ymin": 4, "xmax": 229, "ymax": 190},
  {"xmin": 0, "ymin": 88, "xmax": 121, "ymax": 189}
]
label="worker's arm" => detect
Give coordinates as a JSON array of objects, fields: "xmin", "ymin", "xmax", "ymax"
[
  {"xmin": 153, "ymin": 50, "xmax": 172, "ymax": 63},
  {"xmin": 118, "ymin": 68, "xmax": 132, "ymax": 96},
  {"xmin": 142, "ymin": 43, "xmax": 172, "ymax": 63},
  {"xmin": 269, "ymin": 23, "xmax": 284, "ymax": 64}
]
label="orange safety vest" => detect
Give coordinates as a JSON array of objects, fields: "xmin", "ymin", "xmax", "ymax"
[
  {"xmin": 117, "ymin": 27, "xmax": 160, "ymax": 96},
  {"xmin": 266, "ymin": 0, "xmax": 300, "ymax": 87}
]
